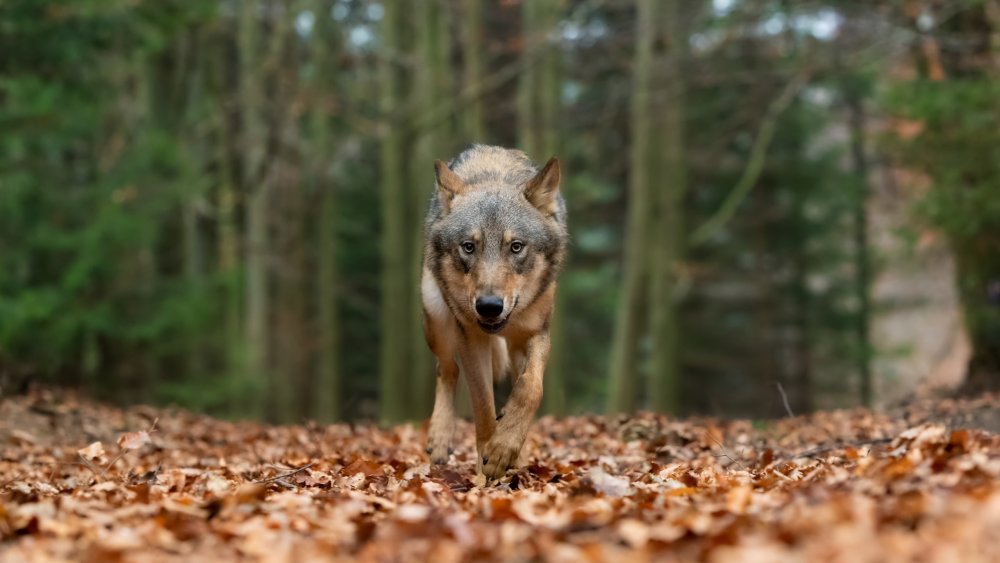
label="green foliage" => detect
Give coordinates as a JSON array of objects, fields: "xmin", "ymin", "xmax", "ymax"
[
  {"xmin": 0, "ymin": 1, "xmax": 218, "ymax": 399},
  {"xmin": 886, "ymin": 80, "xmax": 1000, "ymax": 240}
]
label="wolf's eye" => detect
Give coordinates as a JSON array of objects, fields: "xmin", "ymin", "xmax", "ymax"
[
  {"xmin": 510, "ymin": 241, "xmax": 524, "ymax": 253},
  {"xmin": 461, "ymin": 241, "xmax": 476, "ymax": 254}
]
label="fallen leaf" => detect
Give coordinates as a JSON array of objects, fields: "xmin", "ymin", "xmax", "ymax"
[
  {"xmin": 203, "ymin": 475, "xmax": 231, "ymax": 497},
  {"xmin": 617, "ymin": 518, "xmax": 649, "ymax": 548},
  {"xmin": 9, "ymin": 430, "xmax": 37, "ymax": 445},
  {"xmin": 584, "ymin": 467, "xmax": 630, "ymax": 497},
  {"xmin": 117, "ymin": 430, "xmax": 151, "ymax": 451},
  {"xmin": 726, "ymin": 485, "xmax": 752, "ymax": 514},
  {"xmin": 395, "ymin": 504, "xmax": 431, "ymax": 522},
  {"xmin": 78, "ymin": 441, "xmax": 105, "ymax": 461}
]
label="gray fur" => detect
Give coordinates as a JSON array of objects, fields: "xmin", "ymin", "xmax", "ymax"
[
  {"xmin": 425, "ymin": 144, "xmax": 567, "ymax": 233},
  {"xmin": 423, "ymin": 145, "xmax": 568, "ymax": 323}
]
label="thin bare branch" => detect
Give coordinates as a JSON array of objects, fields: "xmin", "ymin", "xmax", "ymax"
[
  {"xmin": 256, "ymin": 462, "xmax": 316, "ymax": 484},
  {"xmin": 776, "ymin": 382, "xmax": 795, "ymax": 418},
  {"xmin": 690, "ymin": 70, "xmax": 811, "ymax": 246},
  {"xmin": 793, "ymin": 437, "xmax": 894, "ymax": 459},
  {"xmin": 706, "ymin": 432, "xmax": 748, "ymax": 471}
]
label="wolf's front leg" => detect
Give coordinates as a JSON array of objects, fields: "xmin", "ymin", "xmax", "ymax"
[
  {"xmin": 427, "ymin": 357, "xmax": 459, "ymax": 464},
  {"xmin": 481, "ymin": 331, "xmax": 549, "ymax": 480},
  {"xmin": 458, "ymin": 333, "xmax": 498, "ymax": 477}
]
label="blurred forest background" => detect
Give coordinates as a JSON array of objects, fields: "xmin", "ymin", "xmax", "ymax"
[{"xmin": 1, "ymin": 0, "xmax": 998, "ymax": 424}]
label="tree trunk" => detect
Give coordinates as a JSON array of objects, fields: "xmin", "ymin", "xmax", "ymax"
[
  {"xmin": 267, "ymin": 12, "xmax": 307, "ymax": 421},
  {"xmin": 210, "ymin": 15, "xmax": 246, "ymax": 415},
  {"xmin": 244, "ymin": 183, "xmax": 272, "ymax": 416},
  {"xmin": 452, "ymin": 0, "xmax": 485, "ymax": 420},
  {"xmin": 517, "ymin": 0, "xmax": 539, "ymax": 158},
  {"xmin": 181, "ymin": 29, "xmax": 210, "ymax": 391},
  {"xmin": 844, "ymin": 76, "xmax": 872, "ymax": 407},
  {"xmin": 271, "ymin": 127, "xmax": 307, "ymax": 423},
  {"xmin": 781, "ymin": 0, "xmax": 812, "ymax": 414},
  {"xmin": 956, "ymin": 239, "xmax": 1000, "ymax": 392},
  {"xmin": 789, "ymin": 175, "xmax": 813, "ymax": 414},
  {"xmin": 788, "ymin": 184, "xmax": 813, "ymax": 414},
  {"xmin": 461, "ymin": 0, "xmax": 486, "ymax": 142},
  {"xmin": 607, "ymin": 0, "xmax": 656, "ymax": 414},
  {"xmin": 270, "ymin": 1, "xmax": 302, "ymax": 422},
  {"xmin": 646, "ymin": 1, "xmax": 687, "ymax": 414},
  {"xmin": 238, "ymin": 0, "xmax": 269, "ymax": 418},
  {"xmin": 754, "ymin": 224, "xmax": 780, "ymax": 418},
  {"xmin": 410, "ymin": 0, "xmax": 451, "ymax": 419},
  {"xmin": 182, "ymin": 194, "xmax": 206, "ymax": 379},
  {"xmin": 151, "ymin": 28, "xmax": 209, "ymax": 390},
  {"xmin": 217, "ymin": 141, "xmax": 245, "ymax": 413},
  {"xmin": 311, "ymin": 0, "xmax": 341, "ymax": 422},
  {"xmin": 536, "ymin": 0, "xmax": 566, "ymax": 416},
  {"xmin": 959, "ymin": 0, "xmax": 1000, "ymax": 392},
  {"xmin": 379, "ymin": 0, "xmax": 410, "ymax": 423},
  {"xmin": 316, "ymin": 185, "xmax": 340, "ymax": 421}
]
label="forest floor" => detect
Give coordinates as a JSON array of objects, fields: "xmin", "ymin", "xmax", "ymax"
[{"xmin": 0, "ymin": 391, "xmax": 998, "ymax": 562}]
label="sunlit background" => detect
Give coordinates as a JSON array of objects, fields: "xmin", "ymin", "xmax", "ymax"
[{"xmin": 1, "ymin": 0, "xmax": 997, "ymax": 423}]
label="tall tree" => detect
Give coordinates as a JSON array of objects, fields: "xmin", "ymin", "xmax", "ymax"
[
  {"xmin": 167, "ymin": 29, "xmax": 211, "ymax": 389},
  {"xmin": 839, "ymin": 44, "xmax": 873, "ymax": 408},
  {"xmin": 540, "ymin": 5, "xmax": 567, "ymax": 415},
  {"xmin": 647, "ymin": 0, "xmax": 688, "ymax": 413},
  {"xmin": 379, "ymin": 0, "xmax": 410, "ymax": 423},
  {"xmin": 410, "ymin": 0, "xmax": 452, "ymax": 417},
  {"xmin": 518, "ymin": 0, "xmax": 540, "ymax": 157},
  {"xmin": 782, "ymin": 0, "xmax": 814, "ymax": 414},
  {"xmin": 461, "ymin": 0, "xmax": 487, "ymax": 142},
  {"xmin": 214, "ymin": 14, "xmax": 247, "ymax": 415},
  {"xmin": 311, "ymin": 0, "xmax": 342, "ymax": 422},
  {"xmin": 608, "ymin": 0, "xmax": 656, "ymax": 413},
  {"xmin": 519, "ymin": 0, "xmax": 566, "ymax": 415},
  {"xmin": 449, "ymin": 0, "xmax": 487, "ymax": 421},
  {"xmin": 261, "ymin": 0, "xmax": 299, "ymax": 421},
  {"xmin": 239, "ymin": 0, "xmax": 269, "ymax": 417}
]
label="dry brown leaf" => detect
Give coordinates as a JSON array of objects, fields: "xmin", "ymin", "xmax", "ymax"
[
  {"xmin": 726, "ymin": 485, "xmax": 753, "ymax": 514},
  {"xmin": 585, "ymin": 467, "xmax": 630, "ymax": 497},
  {"xmin": 117, "ymin": 430, "xmax": 151, "ymax": 451},
  {"xmin": 77, "ymin": 441, "xmax": 105, "ymax": 461},
  {"xmin": 9, "ymin": 429, "xmax": 38, "ymax": 445},
  {"xmin": 0, "ymin": 390, "xmax": 996, "ymax": 561},
  {"xmin": 617, "ymin": 518, "xmax": 649, "ymax": 548}
]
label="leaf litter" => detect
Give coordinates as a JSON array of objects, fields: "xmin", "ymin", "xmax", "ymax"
[{"xmin": 0, "ymin": 390, "xmax": 998, "ymax": 562}]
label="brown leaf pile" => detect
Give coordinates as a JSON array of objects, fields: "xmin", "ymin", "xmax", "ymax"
[{"xmin": 0, "ymin": 391, "xmax": 999, "ymax": 562}]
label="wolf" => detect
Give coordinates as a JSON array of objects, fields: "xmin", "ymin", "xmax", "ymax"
[{"xmin": 421, "ymin": 144, "xmax": 567, "ymax": 480}]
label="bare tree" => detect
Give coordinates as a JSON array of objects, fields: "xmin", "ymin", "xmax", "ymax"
[
  {"xmin": 608, "ymin": 0, "xmax": 657, "ymax": 413},
  {"xmin": 647, "ymin": 0, "xmax": 689, "ymax": 413},
  {"xmin": 379, "ymin": 0, "xmax": 410, "ymax": 423}
]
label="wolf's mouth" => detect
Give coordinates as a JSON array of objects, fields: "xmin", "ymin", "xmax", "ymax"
[{"xmin": 477, "ymin": 318, "xmax": 508, "ymax": 334}]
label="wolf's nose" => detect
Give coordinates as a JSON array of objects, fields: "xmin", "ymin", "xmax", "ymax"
[{"xmin": 475, "ymin": 296, "xmax": 504, "ymax": 320}]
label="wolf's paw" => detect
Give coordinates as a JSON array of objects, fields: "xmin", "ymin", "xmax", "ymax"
[
  {"xmin": 426, "ymin": 436, "xmax": 453, "ymax": 465},
  {"xmin": 480, "ymin": 432, "xmax": 524, "ymax": 479}
]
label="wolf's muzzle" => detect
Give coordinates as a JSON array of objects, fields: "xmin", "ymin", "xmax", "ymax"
[{"xmin": 474, "ymin": 295, "xmax": 504, "ymax": 320}]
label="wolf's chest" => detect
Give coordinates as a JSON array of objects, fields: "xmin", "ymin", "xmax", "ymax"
[{"xmin": 421, "ymin": 270, "xmax": 452, "ymax": 324}]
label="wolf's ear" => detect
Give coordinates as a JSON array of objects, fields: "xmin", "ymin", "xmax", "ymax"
[
  {"xmin": 524, "ymin": 157, "xmax": 561, "ymax": 215},
  {"xmin": 435, "ymin": 160, "xmax": 466, "ymax": 214}
]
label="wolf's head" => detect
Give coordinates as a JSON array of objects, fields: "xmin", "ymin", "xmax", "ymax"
[{"xmin": 428, "ymin": 150, "xmax": 566, "ymax": 334}]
